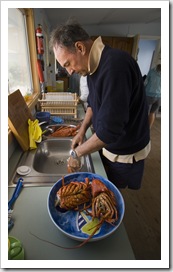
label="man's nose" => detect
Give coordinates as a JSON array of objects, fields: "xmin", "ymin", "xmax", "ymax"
[{"xmin": 66, "ymin": 68, "xmax": 74, "ymax": 76}]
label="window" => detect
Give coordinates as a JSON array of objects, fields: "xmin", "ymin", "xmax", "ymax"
[
  {"xmin": 8, "ymin": 8, "xmax": 40, "ymax": 109},
  {"xmin": 8, "ymin": 8, "xmax": 33, "ymax": 96}
]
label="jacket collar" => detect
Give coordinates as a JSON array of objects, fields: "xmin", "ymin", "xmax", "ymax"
[{"xmin": 88, "ymin": 36, "xmax": 105, "ymax": 75}]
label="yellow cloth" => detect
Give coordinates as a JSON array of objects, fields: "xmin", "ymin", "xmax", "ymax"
[{"xmin": 28, "ymin": 119, "xmax": 42, "ymax": 149}]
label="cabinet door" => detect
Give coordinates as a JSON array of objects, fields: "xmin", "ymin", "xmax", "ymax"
[
  {"xmin": 91, "ymin": 36, "xmax": 135, "ymax": 56},
  {"xmin": 100, "ymin": 36, "xmax": 114, "ymax": 47},
  {"xmin": 112, "ymin": 37, "xmax": 134, "ymax": 55},
  {"xmin": 91, "ymin": 36, "xmax": 114, "ymax": 47}
]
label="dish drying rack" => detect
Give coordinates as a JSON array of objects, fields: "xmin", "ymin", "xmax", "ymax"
[{"xmin": 38, "ymin": 92, "xmax": 78, "ymax": 118}]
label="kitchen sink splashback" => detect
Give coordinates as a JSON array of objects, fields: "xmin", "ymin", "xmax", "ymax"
[{"xmin": 9, "ymin": 138, "xmax": 95, "ymax": 187}]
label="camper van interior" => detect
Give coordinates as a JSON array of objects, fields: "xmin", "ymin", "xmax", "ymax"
[{"xmin": 5, "ymin": 4, "xmax": 167, "ymax": 268}]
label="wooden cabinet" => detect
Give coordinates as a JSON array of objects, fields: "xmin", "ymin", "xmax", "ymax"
[
  {"xmin": 99, "ymin": 36, "xmax": 114, "ymax": 47},
  {"xmin": 112, "ymin": 37, "xmax": 134, "ymax": 55},
  {"xmin": 91, "ymin": 36, "xmax": 134, "ymax": 56}
]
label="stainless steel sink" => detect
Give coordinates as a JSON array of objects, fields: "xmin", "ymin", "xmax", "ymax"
[
  {"xmin": 9, "ymin": 138, "xmax": 95, "ymax": 187},
  {"xmin": 33, "ymin": 138, "xmax": 72, "ymax": 174}
]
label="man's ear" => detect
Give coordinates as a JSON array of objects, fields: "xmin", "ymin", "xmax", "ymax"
[{"xmin": 75, "ymin": 42, "xmax": 86, "ymax": 55}]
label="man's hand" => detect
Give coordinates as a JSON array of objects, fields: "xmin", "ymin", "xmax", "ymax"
[{"xmin": 71, "ymin": 133, "xmax": 84, "ymax": 149}]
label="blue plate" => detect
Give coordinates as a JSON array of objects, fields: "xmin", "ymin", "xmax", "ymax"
[{"xmin": 47, "ymin": 172, "xmax": 125, "ymax": 242}]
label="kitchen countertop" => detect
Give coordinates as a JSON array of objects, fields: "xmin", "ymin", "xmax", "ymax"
[{"xmin": 8, "ymin": 104, "xmax": 135, "ymax": 267}]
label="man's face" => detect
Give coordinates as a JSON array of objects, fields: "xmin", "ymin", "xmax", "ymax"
[{"xmin": 53, "ymin": 42, "xmax": 89, "ymax": 76}]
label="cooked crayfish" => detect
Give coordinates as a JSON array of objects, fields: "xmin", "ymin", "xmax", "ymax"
[
  {"xmin": 89, "ymin": 179, "xmax": 118, "ymax": 224},
  {"xmin": 50, "ymin": 124, "xmax": 81, "ymax": 137},
  {"xmin": 30, "ymin": 177, "xmax": 119, "ymax": 250},
  {"xmin": 55, "ymin": 177, "xmax": 92, "ymax": 210},
  {"xmin": 71, "ymin": 178, "xmax": 118, "ymax": 248}
]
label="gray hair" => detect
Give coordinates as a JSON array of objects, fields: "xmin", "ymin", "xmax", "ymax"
[{"xmin": 49, "ymin": 19, "xmax": 90, "ymax": 52}]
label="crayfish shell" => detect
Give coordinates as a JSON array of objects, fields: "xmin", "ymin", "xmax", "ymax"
[{"xmin": 55, "ymin": 179, "xmax": 92, "ymax": 211}]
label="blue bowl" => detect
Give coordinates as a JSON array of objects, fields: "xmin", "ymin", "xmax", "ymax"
[
  {"xmin": 36, "ymin": 111, "xmax": 50, "ymax": 123},
  {"xmin": 47, "ymin": 172, "xmax": 125, "ymax": 242}
]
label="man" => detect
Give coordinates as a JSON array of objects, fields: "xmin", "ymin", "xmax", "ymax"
[
  {"xmin": 145, "ymin": 62, "xmax": 161, "ymax": 128},
  {"xmin": 79, "ymin": 75, "xmax": 89, "ymax": 111},
  {"xmin": 49, "ymin": 21, "xmax": 150, "ymax": 189}
]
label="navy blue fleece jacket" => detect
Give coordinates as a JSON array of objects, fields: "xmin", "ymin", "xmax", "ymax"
[{"xmin": 87, "ymin": 45, "xmax": 150, "ymax": 155}]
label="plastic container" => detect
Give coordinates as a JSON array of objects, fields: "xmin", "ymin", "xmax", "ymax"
[
  {"xmin": 36, "ymin": 111, "xmax": 50, "ymax": 123},
  {"xmin": 50, "ymin": 116, "xmax": 64, "ymax": 124},
  {"xmin": 56, "ymin": 80, "xmax": 64, "ymax": 92}
]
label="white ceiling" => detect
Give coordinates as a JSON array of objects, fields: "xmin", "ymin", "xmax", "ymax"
[{"xmin": 43, "ymin": 8, "xmax": 161, "ymax": 30}]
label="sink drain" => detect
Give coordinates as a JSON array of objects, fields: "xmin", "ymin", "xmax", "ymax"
[{"xmin": 56, "ymin": 159, "xmax": 65, "ymax": 166}]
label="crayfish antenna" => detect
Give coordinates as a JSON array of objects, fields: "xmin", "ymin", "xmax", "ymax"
[
  {"xmin": 62, "ymin": 176, "xmax": 65, "ymax": 187},
  {"xmin": 29, "ymin": 225, "xmax": 100, "ymax": 250}
]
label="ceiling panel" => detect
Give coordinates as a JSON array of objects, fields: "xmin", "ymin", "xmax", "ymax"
[{"xmin": 43, "ymin": 8, "xmax": 161, "ymax": 30}]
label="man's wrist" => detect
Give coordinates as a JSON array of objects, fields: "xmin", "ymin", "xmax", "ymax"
[{"xmin": 69, "ymin": 149, "xmax": 78, "ymax": 159}]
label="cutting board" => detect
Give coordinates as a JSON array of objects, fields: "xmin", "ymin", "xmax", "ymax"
[{"xmin": 8, "ymin": 89, "xmax": 34, "ymax": 151}]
